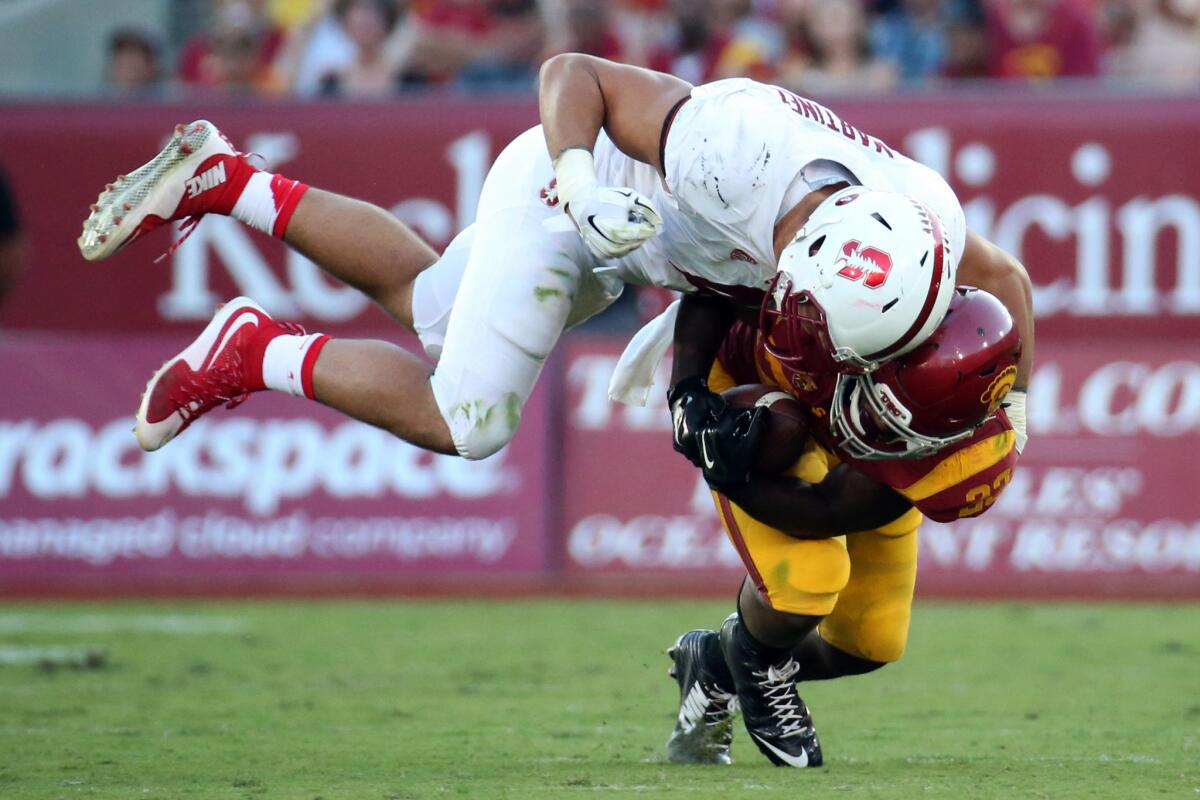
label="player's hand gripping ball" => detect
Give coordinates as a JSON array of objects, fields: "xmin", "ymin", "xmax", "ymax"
[
  {"xmin": 669, "ymin": 375, "xmax": 727, "ymax": 467},
  {"xmin": 720, "ymin": 384, "xmax": 810, "ymax": 475}
]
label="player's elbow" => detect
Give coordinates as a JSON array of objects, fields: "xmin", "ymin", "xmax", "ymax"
[
  {"xmin": 995, "ymin": 247, "xmax": 1032, "ymax": 305},
  {"xmin": 538, "ymin": 52, "xmax": 594, "ymax": 88},
  {"xmin": 962, "ymin": 234, "xmax": 1031, "ymax": 303}
]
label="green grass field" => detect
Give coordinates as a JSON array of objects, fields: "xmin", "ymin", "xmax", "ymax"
[{"xmin": 0, "ymin": 600, "xmax": 1197, "ymax": 799}]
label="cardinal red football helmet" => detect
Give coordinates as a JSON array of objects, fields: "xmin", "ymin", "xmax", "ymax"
[{"xmin": 829, "ymin": 287, "xmax": 1022, "ymax": 460}]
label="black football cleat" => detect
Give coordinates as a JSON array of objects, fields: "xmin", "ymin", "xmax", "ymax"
[
  {"xmin": 666, "ymin": 628, "xmax": 738, "ymax": 764},
  {"xmin": 719, "ymin": 615, "xmax": 823, "ymax": 768}
]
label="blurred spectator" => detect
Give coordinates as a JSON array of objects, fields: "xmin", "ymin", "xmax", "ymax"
[
  {"xmin": 317, "ymin": 0, "xmax": 403, "ymax": 97},
  {"xmin": 779, "ymin": 0, "xmax": 896, "ymax": 94},
  {"xmin": 648, "ymin": 0, "xmax": 736, "ymax": 84},
  {"xmin": 943, "ymin": 0, "xmax": 990, "ymax": 78},
  {"xmin": 106, "ymin": 27, "xmax": 165, "ymax": 96},
  {"xmin": 609, "ymin": 0, "xmax": 672, "ymax": 67},
  {"xmin": 1105, "ymin": 0, "xmax": 1200, "ymax": 88},
  {"xmin": 178, "ymin": 0, "xmax": 286, "ymax": 94},
  {"xmin": 710, "ymin": 0, "xmax": 786, "ymax": 79},
  {"xmin": 268, "ymin": 0, "xmax": 328, "ymax": 28},
  {"xmin": 871, "ymin": 0, "xmax": 948, "ymax": 84},
  {"xmin": 0, "ymin": 167, "xmax": 24, "ymax": 315},
  {"xmin": 542, "ymin": 0, "xmax": 627, "ymax": 62},
  {"xmin": 985, "ymin": 0, "xmax": 1103, "ymax": 80},
  {"xmin": 399, "ymin": 0, "xmax": 545, "ymax": 91},
  {"xmin": 274, "ymin": 0, "xmax": 361, "ymax": 96},
  {"xmin": 870, "ymin": 0, "xmax": 989, "ymax": 84}
]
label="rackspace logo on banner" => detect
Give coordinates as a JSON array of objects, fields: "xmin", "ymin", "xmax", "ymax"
[
  {"xmin": 0, "ymin": 411, "xmax": 546, "ymax": 573},
  {"xmin": 0, "ymin": 417, "xmax": 513, "ymax": 514}
]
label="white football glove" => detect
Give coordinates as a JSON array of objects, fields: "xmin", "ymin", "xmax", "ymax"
[
  {"xmin": 554, "ymin": 148, "xmax": 662, "ymax": 260},
  {"xmin": 1006, "ymin": 388, "xmax": 1028, "ymax": 454}
]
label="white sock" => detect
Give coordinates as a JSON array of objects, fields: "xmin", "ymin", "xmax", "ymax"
[
  {"xmin": 231, "ymin": 171, "xmax": 284, "ymax": 236},
  {"xmin": 262, "ymin": 333, "xmax": 326, "ymax": 397}
]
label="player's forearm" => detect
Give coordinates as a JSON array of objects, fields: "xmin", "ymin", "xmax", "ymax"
[
  {"xmin": 959, "ymin": 232, "xmax": 1035, "ymax": 388},
  {"xmin": 719, "ymin": 470, "xmax": 912, "ymax": 539},
  {"xmin": 538, "ymin": 54, "xmax": 606, "ymax": 159},
  {"xmin": 983, "ymin": 259, "xmax": 1034, "ymax": 389},
  {"xmin": 670, "ymin": 292, "xmax": 737, "ymax": 386}
]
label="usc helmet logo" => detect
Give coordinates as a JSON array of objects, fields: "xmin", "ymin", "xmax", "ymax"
[
  {"xmin": 981, "ymin": 365, "xmax": 1018, "ymax": 414},
  {"xmin": 793, "ymin": 373, "xmax": 819, "ymax": 393}
]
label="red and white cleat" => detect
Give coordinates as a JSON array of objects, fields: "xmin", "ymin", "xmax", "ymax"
[
  {"xmin": 78, "ymin": 120, "xmax": 252, "ymax": 262},
  {"xmin": 135, "ymin": 297, "xmax": 302, "ymax": 451}
]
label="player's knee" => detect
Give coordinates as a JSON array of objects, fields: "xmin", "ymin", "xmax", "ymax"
[
  {"xmin": 839, "ymin": 612, "xmax": 911, "ymax": 664},
  {"xmin": 430, "ymin": 376, "xmax": 525, "ymax": 461},
  {"xmin": 856, "ymin": 636, "xmax": 907, "ymax": 664},
  {"xmin": 451, "ymin": 396, "xmax": 523, "ymax": 460},
  {"xmin": 455, "ymin": 412, "xmax": 519, "ymax": 460},
  {"xmin": 766, "ymin": 549, "xmax": 851, "ymax": 617},
  {"xmin": 782, "ymin": 541, "xmax": 851, "ymax": 598}
]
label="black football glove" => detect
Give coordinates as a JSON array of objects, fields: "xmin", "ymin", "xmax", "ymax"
[
  {"xmin": 697, "ymin": 405, "xmax": 769, "ymax": 489},
  {"xmin": 668, "ymin": 375, "xmax": 727, "ymax": 467}
]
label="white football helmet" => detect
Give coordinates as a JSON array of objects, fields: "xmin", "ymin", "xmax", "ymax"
[{"xmin": 760, "ymin": 186, "xmax": 957, "ymax": 377}]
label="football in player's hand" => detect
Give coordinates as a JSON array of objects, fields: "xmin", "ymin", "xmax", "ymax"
[{"xmin": 721, "ymin": 384, "xmax": 809, "ymax": 474}]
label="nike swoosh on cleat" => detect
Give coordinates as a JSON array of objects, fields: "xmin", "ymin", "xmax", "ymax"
[
  {"xmin": 700, "ymin": 436, "xmax": 717, "ymax": 470},
  {"xmin": 196, "ymin": 310, "xmax": 260, "ymax": 371},
  {"xmin": 749, "ymin": 732, "xmax": 809, "ymax": 768}
]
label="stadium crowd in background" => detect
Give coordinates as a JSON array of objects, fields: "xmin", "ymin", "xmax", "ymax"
[{"xmin": 100, "ymin": 0, "xmax": 1200, "ymax": 98}]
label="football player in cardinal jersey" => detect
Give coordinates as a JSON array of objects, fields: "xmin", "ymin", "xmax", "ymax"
[
  {"xmin": 664, "ymin": 287, "xmax": 1023, "ymax": 768},
  {"xmin": 78, "ymin": 55, "xmax": 1031, "ymax": 466}
]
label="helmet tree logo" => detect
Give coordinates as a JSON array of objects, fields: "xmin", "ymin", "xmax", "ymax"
[
  {"xmin": 835, "ymin": 240, "xmax": 893, "ymax": 289},
  {"xmin": 981, "ymin": 364, "xmax": 1018, "ymax": 414}
]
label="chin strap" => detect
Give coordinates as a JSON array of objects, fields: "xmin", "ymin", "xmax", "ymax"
[{"xmin": 1006, "ymin": 389, "xmax": 1027, "ymax": 454}]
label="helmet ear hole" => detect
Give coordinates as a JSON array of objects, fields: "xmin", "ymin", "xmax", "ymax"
[{"xmin": 807, "ymin": 235, "xmax": 826, "ymax": 257}]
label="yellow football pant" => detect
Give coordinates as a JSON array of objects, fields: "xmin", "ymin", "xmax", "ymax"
[{"xmin": 709, "ymin": 362, "xmax": 922, "ymax": 663}]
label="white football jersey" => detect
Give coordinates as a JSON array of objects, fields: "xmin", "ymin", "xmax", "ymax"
[{"xmin": 593, "ymin": 78, "xmax": 966, "ymax": 298}]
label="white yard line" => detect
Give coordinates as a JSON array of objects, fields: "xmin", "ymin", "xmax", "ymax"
[
  {"xmin": 0, "ymin": 613, "xmax": 248, "ymax": 635},
  {"xmin": 0, "ymin": 645, "xmax": 103, "ymax": 664}
]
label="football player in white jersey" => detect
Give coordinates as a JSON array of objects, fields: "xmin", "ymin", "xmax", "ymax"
[
  {"xmin": 78, "ymin": 54, "xmax": 1031, "ymax": 469},
  {"xmin": 80, "ymin": 55, "xmax": 1033, "ymax": 766}
]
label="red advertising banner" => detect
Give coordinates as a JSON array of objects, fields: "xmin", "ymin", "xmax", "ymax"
[
  {"xmin": 0, "ymin": 95, "xmax": 1198, "ymax": 338},
  {"xmin": 559, "ymin": 337, "xmax": 1200, "ymax": 599},
  {"xmin": 2, "ymin": 95, "xmax": 1198, "ymax": 598},
  {"xmin": 0, "ymin": 335, "xmax": 553, "ymax": 593}
]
